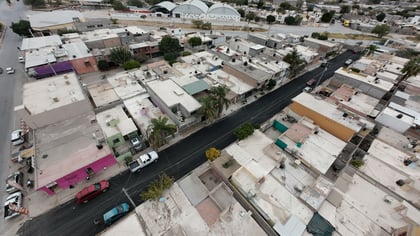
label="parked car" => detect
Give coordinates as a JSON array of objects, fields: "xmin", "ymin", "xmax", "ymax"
[
  {"xmin": 11, "ymin": 129, "xmax": 24, "ymax": 146},
  {"xmin": 344, "ymin": 59, "xmax": 353, "ymax": 66},
  {"xmin": 6, "ymin": 67, "xmax": 15, "ymax": 74},
  {"xmin": 128, "ymin": 151, "xmax": 159, "ymax": 173},
  {"xmin": 75, "ymin": 180, "xmax": 109, "ymax": 204},
  {"xmin": 103, "ymin": 203, "xmax": 129, "ymax": 225},
  {"xmin": 130, "ymin": 136, "xmax": 145, "ymax": 152},
  {"xmin": 5, "ymin": 171, "xmax": 23, "ymax": 194},
  {"xmin": 0, "ymin": 68, "xmax": 3, "ymax": 74},
  {"xmin": 18, "ymin": 56, "xmax": 25, "ymax": 63},
  {"xmin": 4, "ymin": 192, "xmax": 22, "ymax": 220}
]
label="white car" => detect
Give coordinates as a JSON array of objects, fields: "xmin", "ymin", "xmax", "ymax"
[
  {"xmin": 11, "ymin": 129, "xmax": 24, "ymax": 146},
  {"xmin": 344, "ymin": 59, "xmax": 353, "ymax": 66},
  {"xmin": 6, "ymin": 67, "xmax": 15, "ymax": 74}
]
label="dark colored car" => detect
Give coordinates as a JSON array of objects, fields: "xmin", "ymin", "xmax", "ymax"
[
  {"xmin": 0, "ymin": 68, "xmax": 3, "ymax": 74},
  {"xmin": 76, "ymin": 180, "xmax": 109, "ymax": 204}
]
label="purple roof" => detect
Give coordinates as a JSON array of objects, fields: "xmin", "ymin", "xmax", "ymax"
[{"xmin": 34, "ymin": 61, "xmax": 74, "ymax": 79}]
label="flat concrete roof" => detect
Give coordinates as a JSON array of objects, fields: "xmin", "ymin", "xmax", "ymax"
[
  {"xmin": 24, "ymin": 47, "xmax": 57, "ymax": 69},
  {"xmin": 21, "ymin": 35, "xmax": 62, "ymax": 51},
  {"xmin": 335, "ymin": 67, "xmax": 394, "ymax": 92},
  {"xmin": 376, "ymin": 70, "xmax": 399, "ymax": 83},
  {"xmin": 280, "ymin": 122, "xmax": 346, "ymax": 174},
  {"xmin": 147, "ymin": 79, "xmax": 201, "ymax": 113},
  {"xmin": 107, "ymin": 71, "xmax": 147, "ymax": 100},
  {"xmin": 227, "ymin": 58, "xmax": 272, "ymax": 83},
  {"xmin": 62, "ymin": 42, "xmax": 92, "ymax": 59},
  {"xmin": 81, "ymin": 28, "xmax": 119, "ymax": 42},
  {"xmin": 329, "ymin": 85, "xmax": 379, "ymax": 116},
  {"xmin": 205, "ymin": 69, "xmax": 254, "ymax": 96},
  {"xmin": 304, "ymin": 37, "xmax": 337, "ymax": 48},
  {"xmin": 35, "ymin": 113, "xmax": 110, "ymax": 188},
  {"xmin": 378, "ymin": 107, "xmax": 414, "ymax": 125},
  {"xmin": 122, "ymin": 26, "xmax": 148, "ymax": 35},
  {"xmin": 360, "ymin": 153, "xmax": 419, "ymax": 204},
  {"xmin": 172, "ymin": 62, "xmax": 201, "ymax": 77},
  {"xmin": 292, "ymin": 92, "xmax": 370, "ymax": 132},
  {"xmin": 28, "ymin": 10, "xmax": 84, "ymax": 29},
  {"xmin": 23, "ymin": 73, "xmax": 86, "ymax": 115},
  {"xmin": 404, "ymin": 74, "xmax": 420, "ymax": 89},
  {"xmin": 319, "ymin": 174, "xmax": 416, "ymax": 235},
  {"xmin": 96, "ymin": 105, "xmax": 138, "ymax": 138},
  {"xmin": 86, "ymin": 81, "xmax": 120, "ymax": 108},
  {"xmin": 123, "ymin": 95, "xmax": 171, "ymax": 136},
  {"xmin": 368, "ymin": 139, "xmax": 419, "ymax": 180}
]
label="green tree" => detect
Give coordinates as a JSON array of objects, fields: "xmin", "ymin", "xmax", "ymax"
[
  {"xmin": 112, "ymin": 0, "xmax": 128, "ymax": 10},
  {"xmin": 210, "ymin": 85, "xmax": 230, "ymax": 116},
  {"xmin": 320, "ymin": 10, "xmax": 335, "ymax": 23},
  {"xmin": 234, "ymin": 123, "xmax": 255, "ymax": 140},
  {"xmin": 395, "ymin": 48, "xmax": 420, "ymax": 59},
  {"xmin": 97, "ymin": 60, "xmax": 109, "ymax": 71},
  {"xmin": 23, "ymin": 0, "xmax": 45, "ymax": 7},
  {"xmin": 366, "ymin": 44, "xmax": 378, "ymax": 56},
  {"xmin": 192, "ymin": 19, "xmax": 204, "ymax": 29},
  {"xmin": 401, "ymin": 57, "xmax": 420, "ymax": 80},
  {"xmin": 279, "ymin": 2, "xmax": 293, "ymax": 10},
  {"xmin": 266, "ymin": 15, "xmax": 276, "ymax": 24},
  {"xmin": 140, "ymin": 173, "xmax": 174, "ymax": 201},
  {"xmin": 159, "ymin": 36, "xmax": 182, "ymax": 63},
  {"xmin": 122, "ymin": 59, "xmax": 140, "ymax": 70},
  {"xmin": 237, "ymin": 8, "xmax": 245, "ymax": 18},
  {"xmin": 371, "ymin": 24, "xmax": 390, "ymax": 38},
  {"xmin": 198, "ymin": 96, "xmax": 218, "ymax": 123},
  {"xmin": 257, "ymin": 0, "xmax": 264, "ymax": 9},
  {"xmin": 376, "ymin": 12, "xmax": 386, "ymax": 22},
  {"xmin": 188, "ymin": 37, "xmax": 202, "ymax": 47},
  {"xmin": 147, "ymin": 116, "xmax": 177, "ymax": 148},
  {"xmin": 246, "ymin": 11, "xmax": 256, "ymax": 22},
  {"xmin": 284, "ymin": 16, "xmax": 300, "ymax": 25},
  {"xmin": 110, "ymin": 47, "xmax": 132, "ymax": 65},
  {"xmin": 202, "ymin": 22, "xmax": 212, "ymax": 30},
  {"xmin": 283, "ymin": 49, "xmax": 306, "ymax": 77},
  {"xmin": 265, "ymin": 79, "xmax": 276, "ymax": 90},
  {"xmin": 340, "ymin": 5, "xmax": 350, "ymax": 14},
  {"xmin": 10, "ymin": 20, "xmax": 32, "ymax": 37}
]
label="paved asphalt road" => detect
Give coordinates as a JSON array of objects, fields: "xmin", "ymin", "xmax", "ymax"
[
  {"xmin": 16, "ymin": 50, "xmax": 360, "ymax": 236},
  {"xmin": 0, "ymin": 0, "xmax": 28, "ymax": 232}
]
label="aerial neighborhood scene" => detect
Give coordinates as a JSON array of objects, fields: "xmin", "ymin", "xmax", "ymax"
[{"xmin": 0, "ymin": 0, "xmax": 420, "ymax": 235}]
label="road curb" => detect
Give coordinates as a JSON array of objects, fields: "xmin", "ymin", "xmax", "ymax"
[{"xmin": 0, "ymin": 22, "xmax": 6, "ymax": 48}]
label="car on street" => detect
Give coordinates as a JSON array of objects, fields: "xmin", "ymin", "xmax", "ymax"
[
  {"xmin": 6, "ymin": 67, "xmax": 15, "ymax": 74},
  {"xmin": 11, "ymin": 129, "xmax": 25, "ymax": 146},
  {"xmin": 344, "ymin": 59, "xmax": 353, "ymax": 66},
  {"xmin": 103, "ymin": 203, "xmax": 129, "ymax": 225},
  {"xmin": 76, "ymin": 180, "xmax": 109, "ymax": 204},
  {"xmin": 0, "ymin": 68, "xmax": 3, "ymax": 74},
  {"xmin": 128, "ymin": 151, "xmax": 159, "ymax": 173},
  {"xmin": 5, "ymin": 171, "xmax": 23, "ymax": 194}
]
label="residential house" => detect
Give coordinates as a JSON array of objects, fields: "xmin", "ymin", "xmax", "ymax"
[
  {"xmin": 303, "ymin": 37, "xmax": 340, "ymax": 58},
  {"xmin": 15, "ymin": 73, "xmax": 92, "ymax": 129}
]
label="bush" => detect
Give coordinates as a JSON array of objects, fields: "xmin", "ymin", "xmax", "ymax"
[
  {"xmin": 350, "ymin": 159, "xmax": 364, "ymax": 168},
  {"xmin": 140, "ymin": 173, "xmax": 174, "ymax": 201},
  {"xmin": 205, "ymin": 147, "xmax": 221, "ymax": 161},
  {"xmin": 124, "ymin": 156, "xmax": 133, "ymax": 165},
  {"xmin": 97, "ymin": 60, "xmax": 109, "ymax": 71},
  {"xmin": 234, "ymin": 123, "xmax": 255, "ymax": 140},
  {"xmin": 182, "ymin": 51, "xmax": 192, "ymax": 57},
  {"xmin": 122, "ymin": 59, "xmax": 140, "ymax": 70},
  {"xmin": 351, "ymin": 68, "xmax": 360, "ymax": 73}
]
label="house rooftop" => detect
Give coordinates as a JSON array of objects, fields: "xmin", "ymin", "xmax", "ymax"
[
  {"xmin": 86, "ymin": 80, "xmax": 120, "ymax": 108},
  {"xmin": 24, "ymin": 46, "xmax": 57, "ymax": 69},
  {"xmin": 228, "ymin": 57, "xmax": 272, "ymax": 83},
  {"xmin": 405, "ymin": 74, "xmax": 420, "ymax": 89},
  {"xmin": 147, "ymin": 79, "xmax": 201, "ymax": 113},
  {"xmin": 205, "ymin": 69, "xmax": 253, "ymax": 96},
  {"xmin": 21, "ymin": 35, "xmax": 62, "ymax": 51},
  {"xmin": 107, "ymin": 71, "xmax": 147, "ymax": 100},
  {"xmin": 81, "ymin": 28, "xmax": 119, "ymax": 42},
  {"xmin": 279, "ymin": 119, "xmax": 346, "ymax": 174},
  {"xmin": 96, "ymin": 105, "xmax": 138, "ymax": 138},
  {"xmin": 335, "ymin": 67, "xmax": 394, "ymax": 92},
  {"xmin": 22, "ymin": 73, "xmax": 85, "ymax": 115},
  {"xmin": 291, "ymin": 92, "xmax": 373, "ymax": 132},
  {"xmin": 35, "ymin": 113, "xmax": 110, "ymax": 189},
  {"xmin": 28, "ymin": 10, "xmax": 84, "ymax": 29},
  {"xmin": 62, "ymin": 41, "xmax": 92, "ymax": 59},
  {"xmin": 319, "ymin": 173, "xmax": 419, "ymax": 235},
  {"xmin": 304, "ymin": 37, "xmax": 337, "ymax": 48},
  {"xmin": 123, "ymin": 95, "xmax": 171, "ymax": 135},
  {"xmin": 329, "ymin": 85, "xmax": 379, "ymax": 117}
]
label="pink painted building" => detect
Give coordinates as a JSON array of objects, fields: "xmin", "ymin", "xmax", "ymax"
[{"xmin": 37, "ymin": 144, "xmax": 116, "ymax": 195}]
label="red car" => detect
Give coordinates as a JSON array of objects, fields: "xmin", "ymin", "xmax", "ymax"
[{"xmin": 76, "ymin": 180, "xmax": 109, "ymax": 204}]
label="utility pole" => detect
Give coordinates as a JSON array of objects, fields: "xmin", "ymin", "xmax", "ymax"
[
  {"xmin": 314, "ymin": 63, "xmax": 329, "ymax": 90},
  {"xmin": 122, "ymin": 188, "xmax": 137, "ymax": 209}
]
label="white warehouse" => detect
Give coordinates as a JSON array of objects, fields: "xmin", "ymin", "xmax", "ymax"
[{"xmin": 172, "ymin": 0, "xmax": 240, "ymax": 22}]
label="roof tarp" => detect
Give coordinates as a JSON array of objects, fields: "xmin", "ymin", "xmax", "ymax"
[
  {"xmin": 273, "ymin": 120, "xmax": 288, "ymax": 133},
  {"xmin": 275, "ymin": 139, "xmax": 287, "ymax": 150},
  {"xmin": 34, "ymin": 61, "xmax": 74, "ymax": 79},
  {"xmin": 306, "ymin": 212, "xmax": 335, "ymax": 236}
]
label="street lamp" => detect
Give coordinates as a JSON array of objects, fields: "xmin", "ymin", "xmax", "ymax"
[{"xmin": 314, "ymin": 62, "xmax": 329, "ymax": 92}]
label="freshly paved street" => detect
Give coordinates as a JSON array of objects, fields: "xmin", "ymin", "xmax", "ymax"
[{"xmin": 17, "ymin": 50, "xmax": 360, "ymax": 236}]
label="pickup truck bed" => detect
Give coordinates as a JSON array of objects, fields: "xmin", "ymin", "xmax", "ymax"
[{"xmin": 128, "ymin": 151, "xmax": 158, "ymax": 173}]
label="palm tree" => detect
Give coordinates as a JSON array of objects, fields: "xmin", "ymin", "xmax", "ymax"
[
  {"xmin": 198, "ymin": 96, "xmax": 218, "ymax": 123},
  {"xmin": 366, "ymin": 44, "xmax": 378, "ymax": 56},
  {"xmin": 210, "ymin": 85, "xmax": 230, "ymax": 117},
  {"xmin": 110, "ymin": 47, "xmax": 132, "ymax": 65},
  {"xmin": 401, "ymin": 57, "xmax": 420, "ymax": 80},
  {"xmin": 147, "ymin": 116, "xmax": 177, "ymax": 148},
  {"xmin": 283, "ymin": 49, "xmax": 306, "ymax": 78}
]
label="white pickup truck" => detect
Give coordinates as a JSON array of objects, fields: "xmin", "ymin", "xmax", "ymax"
[
  {"xmin": 128, "ymin": 151, "xmax": 159, "ymax": 173},
  {"xmin": 4, "ymin": 191, "xmax": 23, "ymax": 220}
]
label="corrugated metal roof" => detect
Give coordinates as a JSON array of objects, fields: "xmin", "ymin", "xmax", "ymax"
[{"xmin": 182, "ymin": 80, "xmax": 210, "ymax": 95}]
